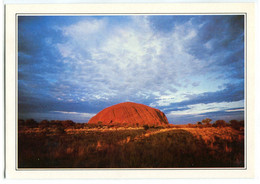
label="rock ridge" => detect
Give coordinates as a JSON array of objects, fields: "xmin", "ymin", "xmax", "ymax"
[{"xmin": 88, "ymin": 102, "xmax": 169, "ymax": 126}]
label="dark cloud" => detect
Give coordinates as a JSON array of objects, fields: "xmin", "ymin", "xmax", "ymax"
[
  {"xmin": 197, "ymin": 15, "xmax": 243, "ymax": 46},
  {"xmin": 187, "ymin": 16, "xmax": 244, "ymax": 78}
]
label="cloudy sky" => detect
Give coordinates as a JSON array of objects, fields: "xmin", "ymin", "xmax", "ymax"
[{"xmin": 18, "ymin": 15, "xmax": 244, "ymax": 124}]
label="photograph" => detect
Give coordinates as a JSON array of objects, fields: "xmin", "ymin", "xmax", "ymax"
[
  {"xmin": 18, "ymin": 14, "xmax": 245, "ymax": 168},
  {"xmin": 4, "ymin": 3, "xmax": 255, "ymax": 179}
]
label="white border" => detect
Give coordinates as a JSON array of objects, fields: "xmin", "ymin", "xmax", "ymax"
[{"xmin": 5, "ymin": 3, "xmax": 255, "ymax": 179}]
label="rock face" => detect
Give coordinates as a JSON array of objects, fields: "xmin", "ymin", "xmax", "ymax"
[{"xmin": 88, "ymin": 102, "xmax": 169, "ymax": 126}]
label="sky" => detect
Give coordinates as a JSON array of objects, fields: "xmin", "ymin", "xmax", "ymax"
[{"xmin": 18, "ymin": 15, "xmax": 245, "ymax": 124}]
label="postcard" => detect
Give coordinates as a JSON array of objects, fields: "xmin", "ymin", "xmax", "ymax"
[{"xmin": 4, "ymin": 3, "xmax": 255, "ymax": 179}]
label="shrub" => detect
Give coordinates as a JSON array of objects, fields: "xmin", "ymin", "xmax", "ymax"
[
  {"xmin": 60, "ymin": 120, "xmax": 75, "ymax": 128},
  {"xmin": 202, "ymin": 118, "xmax": 212, "ymax": 127},
  {"xmin": 230, "ymin": 120, "xmax": 244, "ymax": 130},
  {"xmin": 18, "ymin": 119, "xmax": 25, "ymax": 124},
  {"xmin": 74, "ymin": 123, "xmax": 84, "ymax": 129},
  {"xmin": 39, "ymin": 120, "xmax": 50, "ymax": 128},
  {"xmin": 97, "ymin": 121, "xmax": 103, "ymax": 128},
  {"xmin": 108, "ymin": 125, "xmax": 114, "ymax": 128},
  {"xmin": 24, "ymin": 119, "xmax": 38, "ymax": 128},
  {"xmin": 143, "ymin": 124, "xmax": 149, "ymax": 130},
  {"xmin": 213, "ymin": 120, "xmax": 227, "ymax": 127},
  {"xmin": 55, "ymin": 126, "xmax": 66, "ymax": 134}
]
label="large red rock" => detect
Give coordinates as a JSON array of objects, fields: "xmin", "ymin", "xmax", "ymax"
[{"xmin": 88, "ymin": 102, "xmax": 169, "ymax": 126}]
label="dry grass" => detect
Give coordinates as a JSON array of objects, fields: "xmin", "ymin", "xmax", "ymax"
[{"xmin": 18, "ymin": 126, "xmax": 244, "ymax": 168}]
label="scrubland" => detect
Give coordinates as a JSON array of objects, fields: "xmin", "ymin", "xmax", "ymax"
[{"xmin": 18, "ymin": 121, "xmax": 244, "ymax": 168}]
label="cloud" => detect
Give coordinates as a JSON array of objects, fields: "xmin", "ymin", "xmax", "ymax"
[
  {"xmin": 18, "ymin": 15, "xmax": 245, "ymax": 123},
  {"xmin": 225, "ymin": 108, "xmax": 244, "ymax": 112},
  {"xmin": 166, "ymin": 100, "xmax": 244, "ymax": 124},
  {"xmin": 19, "ymin": 111, "xmax": 96, "ymax": 123},
  {"xmin": 177, "ymin": 82, "xmax": 243, "ymax": 106},
  {"xmin": 186, "ymin": 15, "xmax": 244, "ymax": 81},
  {"xmin": 167, "ymin": 109, "xmax": 244, "ymax": 124},
  {"xmin": 52, "ymin": 111, "xmax": 95, "ymax": 118},
  {"xmin": 151, "ymin": 81, "xmax": 244, "ymax": 112},
  {"xmin": 167, "ymin": 100, "xmax": 244, "ymax": 116},
  {"xmin": 53, "ymin": 16, "xmax": 212, "ymax": 105}
]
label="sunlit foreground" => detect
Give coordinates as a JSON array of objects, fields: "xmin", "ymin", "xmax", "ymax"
[{"xmin": 18, "ymin": 126, "xmax": 244, "ymax": 168}]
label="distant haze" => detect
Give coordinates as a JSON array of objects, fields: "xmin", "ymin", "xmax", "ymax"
[{"xmin": 18, "ymin": 15, "xmax": 244, "ymax": 124}]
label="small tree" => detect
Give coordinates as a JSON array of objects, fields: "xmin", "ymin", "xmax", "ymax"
[
  {"xmin": 202, "ymin": 118, "xmax": 212, "ymax": 127},
  {"xmin": 213, "ymin": 120, "xmax": 227, "ymax": 127},
  {"xmin": 196, "ymin": 121, "xmax": 202, "ymax": 128}
]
